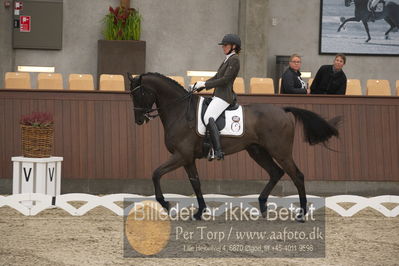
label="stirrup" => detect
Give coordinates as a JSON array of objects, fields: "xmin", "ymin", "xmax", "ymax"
[
  {"xmin": 207, "ymin": 148, "xmax": 224, "ymax": 161},
  {"xmin": 207, "ymin": 148, "xmax": 215, "ymax": 161}
]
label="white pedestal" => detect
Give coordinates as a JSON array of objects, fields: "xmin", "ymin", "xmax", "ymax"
[{"xmin": 12, "ymin": 156, "xmax": 63, "ymax": 206}]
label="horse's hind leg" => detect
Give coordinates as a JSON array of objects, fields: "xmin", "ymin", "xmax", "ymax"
[
  {"xmin": 184, "ymin": 163, "xmax": 206, "ymax": 220},
  {"xmin": 384, "ymin": 18, "xmax": 395, "ymax": 39},
  {"xmin": 152, "ymin": 154, "xmax": 185, "ymax": 211},
  {"xmin": 274, "ymin": 156, "xmax": 307, "ymax": 222},
  {"xmin": 246, "ymin": 144, "xmax": 285, "ymax": 217}
]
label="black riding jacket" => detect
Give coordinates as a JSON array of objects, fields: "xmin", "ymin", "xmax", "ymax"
[
  {"xmin": 310, "ymin": 65, "xmax": 347, "ymax": 95},
  {"xmin": 281, "ymin": 67, "xmax": 307, "ymax": 94}
]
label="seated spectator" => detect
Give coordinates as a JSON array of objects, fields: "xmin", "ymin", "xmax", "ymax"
[
  {"xmin": 310, "ymin": 54, "xmax": 347, "ymax": 95},
  {"xmin": 281, "ymin": 54, "xmax": 308, "ymax": 94}
]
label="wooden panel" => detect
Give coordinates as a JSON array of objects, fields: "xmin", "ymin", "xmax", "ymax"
[
  {"xmin": 0, "ymin": 98, "xmax": 5, "ymax": 179},
  {"xmin": 1, "ymin": 90, "xmax": 399, "ymax": 182}
]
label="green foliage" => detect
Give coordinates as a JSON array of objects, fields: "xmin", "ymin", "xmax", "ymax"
[{"xmin": 102, "ymin": 6, "xmax": 142, "ymax": 41}]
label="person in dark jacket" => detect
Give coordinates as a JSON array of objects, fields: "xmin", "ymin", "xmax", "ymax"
[
  {"xmin": 191, "ymin": 34, "xmax": 241, "ymax": 160},
  {"xmin": 281, "ymin": 54, "xmax": 308, "ymax": 94},
  {"xmin": 310, "ymin": 54, "xmax": 347, "ymax": 95}
]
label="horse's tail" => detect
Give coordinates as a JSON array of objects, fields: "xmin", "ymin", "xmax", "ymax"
[{"xmin": 283, "ymin": 107, "xmax": 341, "ymax": 145}]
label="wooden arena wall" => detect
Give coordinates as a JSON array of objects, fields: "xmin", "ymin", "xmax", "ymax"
[{"xmin": 1, "ymin": 90, "xmax": 398, "ymax": 182}]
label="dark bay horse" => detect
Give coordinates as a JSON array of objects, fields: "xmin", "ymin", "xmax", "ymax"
[
  {"xmin": 337, "ymin": 0, "xmax": 399, "ymax": 42},
  {"xmin": 128, "ymin": 73, "xmax": 340, "ymax": 221}
]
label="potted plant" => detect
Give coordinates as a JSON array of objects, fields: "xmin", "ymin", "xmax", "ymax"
[
  {"xmin": 97, "ymin": 1, "xmax": 146, "ymax": 90},
  {"xmin": 20, "ymin": 112, "xmax": 54, "ymax": 158},
  {"xmin": 103, "ymin": 6, "xmax": 141, "ymax": 41}
]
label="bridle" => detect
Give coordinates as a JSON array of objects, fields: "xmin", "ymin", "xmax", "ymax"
[
  {"xmin": 130, "ymin": 83, "xmax": 196, "ymax": 121},
  {"xmin": 130, "ymin": 84, "xmax": 159, "ymax": 120}
]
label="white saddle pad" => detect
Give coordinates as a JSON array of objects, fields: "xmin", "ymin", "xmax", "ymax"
[
  {"xmin": 196, "ymin": 96, "xmax": 244, "ymax": 137},
  {"xmin": 368, "ymin": 2, "xmax": 383, "ymax": 12}
]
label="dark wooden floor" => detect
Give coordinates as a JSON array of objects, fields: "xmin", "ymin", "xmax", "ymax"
[{"xmin": 1, "ymin": 89, "xmax": 398, "ymax": 182}]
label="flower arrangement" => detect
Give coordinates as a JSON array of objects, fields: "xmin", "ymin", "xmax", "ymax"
[
  {"xmin": 103, "ymin": 6, "xmax": 142, "ymax": 40},
  {"xmin": 20, "ymin": 112, "xmax": 54, "ymax": 157},
  {"xmin": 20, "ymin": 112, "xmax": 54, "ymax": 128}
]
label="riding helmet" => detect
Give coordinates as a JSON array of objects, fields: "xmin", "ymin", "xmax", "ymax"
[{"xmin": 218, "ymin": 34, "xmax": 241, "ymax": 47}]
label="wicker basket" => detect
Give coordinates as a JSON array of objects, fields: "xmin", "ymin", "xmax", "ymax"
[{"xmin": 21, "ymin": 125, "xmax": 54, "ymax": 158}]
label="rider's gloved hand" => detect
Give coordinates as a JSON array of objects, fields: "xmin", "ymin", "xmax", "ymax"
[{"xmin": 192, "ymin": 81, "xmax": 205, "ymax": 92}]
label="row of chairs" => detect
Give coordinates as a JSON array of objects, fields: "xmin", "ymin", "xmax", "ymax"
[
  {"xmin": 3, "ymin": 72, "xmax": 399, "ymax": 96},
  {"xmin": 307, "ymin": 78, "xmax": 396, "ymax": 96},
  {"xmin": 3, "ymin": 72, "xmax": 125, "ymax": 91},
  {"xmin": 3, "ymin": 72, "xmax": 256, "ymax": 92},
  {"xmin": 189, "ymin": 76, "xmax": 273, "ymax": 94},
  {"xmin": 172, "ymin": 76, "xmax": 398, "ymax": 96},
  {"xmin": 185, "ymin": 77, "xmax": 399, "ymax": 96}
]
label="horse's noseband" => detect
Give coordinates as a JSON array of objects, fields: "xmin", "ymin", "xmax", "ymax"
[{"xmin": 131, "ymin": 85, "xmax": 142, "ymax": 93}]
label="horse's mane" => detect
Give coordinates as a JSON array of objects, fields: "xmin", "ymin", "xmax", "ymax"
[{"xmin": 140, "ymin": 72, "xmax": 188, "ymax": 94}]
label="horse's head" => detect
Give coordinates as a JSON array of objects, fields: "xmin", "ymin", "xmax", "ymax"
[
  {"xmin": 344, "ymin": 0, "xmax": 353, "ymax": 7},
  {"xmin": 128, "ymin": 73, "xmax": 157, "ymax": 125}
]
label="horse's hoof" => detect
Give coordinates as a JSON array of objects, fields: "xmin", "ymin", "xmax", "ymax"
[
  {"xmin": 192, "ymin": 212, "xmax": 202, "ymax": 220},
  {"xmin": 365, "ymin": 39, "xmax": 370, "ymax": 43},
  {"xmin": 162, "ymin": 201, "xmax": 170, "ymax": 212},
  {"xmin": 295, "ymin": 214, "xmax": 306, "ymax": 223},
  {"xmin": 258, "ymin": 199, "xmax": 267, "ymax": 217},
  {"xmin": 261, "ymin": 211, "xmax": 267, "ymax": 219},
  {"xmin": 296, "ymin": 217, "xmax": 305, "ymax": 223},
  {"xmin": 259, "ymin": 205, "xmax": 267, "ymax": 218}
]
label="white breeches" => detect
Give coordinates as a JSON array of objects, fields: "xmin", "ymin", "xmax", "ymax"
[
  {"xmin": 203, "ymin": 97, "xmax": 230, "ymax": 125},
  {"xmin": 369, "ymin": 0, "xmax": 380, "ymax": 9}
]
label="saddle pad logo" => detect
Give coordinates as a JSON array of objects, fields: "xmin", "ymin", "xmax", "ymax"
[
  {"xmin": 231, "ymin": 116, "xmax": 241, "ymax": 132},
  {"xmin": 231, "ymin": 122, "xmax": 241, "ymax": 132}
]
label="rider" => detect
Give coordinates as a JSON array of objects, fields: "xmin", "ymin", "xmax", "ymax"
[
  {"xmin": 368, "ymin": 0, "xmax": 382, "ymax": 22},
  {"xmin": 192, "ymin": 34, "xmax": 241, "ymax": 160}
]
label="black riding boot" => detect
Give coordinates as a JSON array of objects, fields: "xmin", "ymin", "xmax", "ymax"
[{"xmin": 207, "ymin": 118, "xmax": 224, "ymax": 160}]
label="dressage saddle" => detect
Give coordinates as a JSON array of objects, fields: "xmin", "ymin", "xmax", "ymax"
[{"xmin": 200, "ymin": 97, "xmax": 239, "ymax": 130}]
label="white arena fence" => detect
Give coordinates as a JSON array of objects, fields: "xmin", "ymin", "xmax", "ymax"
[{"xmin": 0, "ymin": 193, "xmax": 398, "ymax": 217}]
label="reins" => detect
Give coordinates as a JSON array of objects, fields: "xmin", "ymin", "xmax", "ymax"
[{"xmin": 130, "ymin": 84, "xmax": 196, "ymax": 121}]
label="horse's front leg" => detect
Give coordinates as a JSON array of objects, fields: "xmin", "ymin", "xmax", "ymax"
[
  {"xmin": 337, "ymin": 17, "xmax": 360, "ymax": 32},
  {"xmin": 362, "ymin": 19, "xmax": 371, "ymax": 42},
  {"xmin": 152, "ymin": 154, "xmax": 185, "ymax": 212},
  {"xmin": 184, "ymin": 163, "xmax": 206, "ymax": 220}
]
